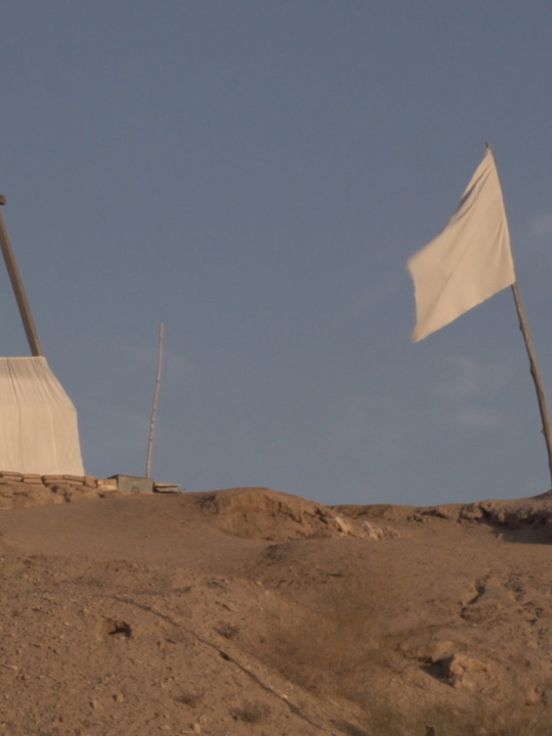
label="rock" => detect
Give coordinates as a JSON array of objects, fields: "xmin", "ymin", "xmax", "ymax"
[
  {"xmin": 524, "ymin": 686, "xmax": 543, "ymax": 705},
  {"xmin": 422, "ymin": 505, "xmax": 459, "ymax": 521},
  {"xmin": 440, "ymin": 653, "xmax": 488, "ymax": 689},
  {"xmin": 363, "ymin": 521, "xmax": 385, "ymax": 540},
  {"xmin": 459, "ymin": 503, "xmax": 485, "ymax": 521},
  {"xmin": 334, "ymin": 515, "xmax": 353, "ymax": 535},
  {"xmin": 362, "ymin": 520, "xmax": 400, "ymax": 540},
  {"xmin": 17, "ymin": 485, "xmax": 54, "ymax": 507},
  {"xmin": 426, "ymin": 640, "xmax": 457, "ymax": 663}
]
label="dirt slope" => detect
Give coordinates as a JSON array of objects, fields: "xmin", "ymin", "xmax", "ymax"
[{"xmin": 1, "ymin": 485, "xmax": 552, "ymax": 735}]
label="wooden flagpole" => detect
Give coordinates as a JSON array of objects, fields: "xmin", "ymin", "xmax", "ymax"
[
  {"xmin": 0, "ymin": 196, "xmax": 44, "ymax": 357},
  {"xmin": 488, "ymin": 146, "xmax": 552, "ymax": 487},
  {"xmin": 510, "ymin": 282, "xmax": 552, "ymax": 486},
  {"xmin": 145, "ymin": 322, "xmax": 165, "ymax": 479}
]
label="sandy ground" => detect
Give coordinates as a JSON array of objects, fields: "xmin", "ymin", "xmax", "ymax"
[{"xmin": 1, "ymin": 484, "xmax": 552, "ymax": 735}]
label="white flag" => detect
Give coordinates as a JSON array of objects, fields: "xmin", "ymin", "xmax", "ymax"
[{"xmin": 408, "ymin": 148, "xmax": 516, "ymax": 342}]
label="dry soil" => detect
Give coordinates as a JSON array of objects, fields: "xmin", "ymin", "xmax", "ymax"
[{"xmin": 1, "ymin": 484, "xmax": 552, "ymax": 735}]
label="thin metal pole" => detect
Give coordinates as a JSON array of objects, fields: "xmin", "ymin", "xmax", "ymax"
[
  {"xmin": 0, "ymin": 197, "xmax": 44, "ymax": 357},
  {"xmin": 146, "ymin": 322, "xmax": 165, "ymax": 479},
  {"xmin": 488, "ymin": 146, "xmax": 552, "ymax": 487}
]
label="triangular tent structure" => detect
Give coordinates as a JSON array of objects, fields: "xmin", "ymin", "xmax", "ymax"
[
  {"xmin": 0, "ymin": 357, "xmax": 84, "ymax": 474},
  {"xmin": 0, "ymin": 197, "xmax": 85, "ymax": 475}
]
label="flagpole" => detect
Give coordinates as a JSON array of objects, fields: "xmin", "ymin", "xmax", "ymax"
[
  {"xmin": 510, "ymin": 282, "xmax": 552, "ymax": 486},
  {"xmin": 488, "ymin": 145, "xmax": 552, "ymax": 487}
]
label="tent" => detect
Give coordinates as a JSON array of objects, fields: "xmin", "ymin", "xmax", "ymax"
[
  {"xmin": 0, "ymin": 198, "xmax": 85, "ymax": 476},
  {"xmin": 0, "ymin": 357, "xmax": 84, "ymax": 475}
]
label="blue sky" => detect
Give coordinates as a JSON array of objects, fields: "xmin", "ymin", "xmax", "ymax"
[{"xmin": 1, "ymin": 1, "xmax": 552, "ymax": 505}]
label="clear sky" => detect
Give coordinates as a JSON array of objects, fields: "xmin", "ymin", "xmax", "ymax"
[{"xmin": 1, "ymin": 1, "xmax": 552, "ymax": 506}]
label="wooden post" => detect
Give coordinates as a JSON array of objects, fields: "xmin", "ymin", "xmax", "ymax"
[
  {"xmin": 145, "ymin": 322, "xmax": 165, "ymax": 479},
  {"xmin": 0, "ymin": 197, "xmax": 44, "ymax": 357},
  {"xmin": 511, "ymin": 282, "xmax": 552, "ymax": 486},
  {"xmin": 488, "ymin": 146, "xmax": 552, "ymax": 488}
]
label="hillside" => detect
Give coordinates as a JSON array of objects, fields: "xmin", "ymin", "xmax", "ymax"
[{"xmin": 1, "ymin": 482, "xmax": 551, "ymax": 735}]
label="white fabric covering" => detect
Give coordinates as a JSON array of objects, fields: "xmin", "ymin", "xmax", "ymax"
[
  {"xmin": 0, "ymin": 357, "xmax": 84, "ymax": 474},
  {"xmin": 408, "ymin": 148, "xmax": 516, "ymax": 342}
]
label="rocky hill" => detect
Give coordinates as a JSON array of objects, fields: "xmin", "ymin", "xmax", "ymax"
[{"xmin": 1, "ymin": 483, "xmax": 551, "ymax": 735}]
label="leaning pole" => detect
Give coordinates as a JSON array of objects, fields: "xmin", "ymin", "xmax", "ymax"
[
  {"xmin": 0, "ymin": 195, "xmax": 44, "ymax": 357},
  {"xmin": 488, "ymin": 147, "xmax": 552, "ymax": 488}
]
